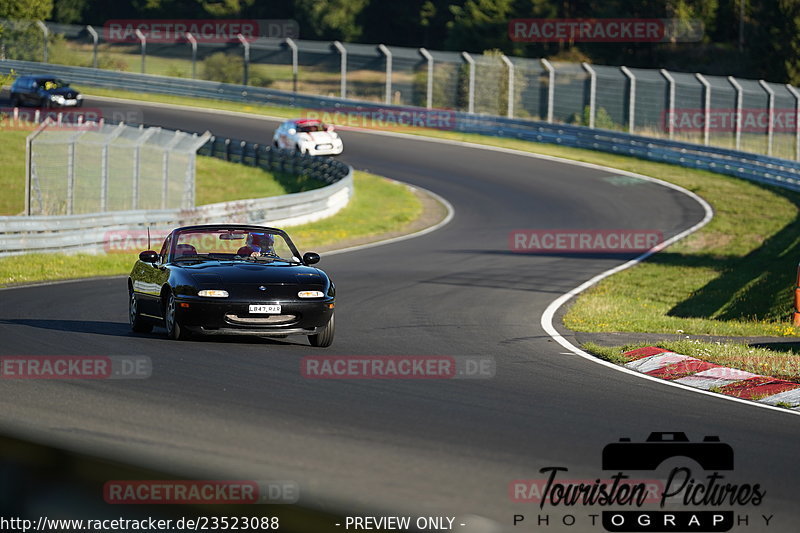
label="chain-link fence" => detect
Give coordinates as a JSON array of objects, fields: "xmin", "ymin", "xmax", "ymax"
[
  {"xmin": 4, "ymin": 19, "xmax": 800, "ymax": 160},
  {"xmin": 26, "ymin": 121, "xmax": 210, "ymax": 216}
]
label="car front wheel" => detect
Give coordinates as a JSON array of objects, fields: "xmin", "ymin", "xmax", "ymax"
[
  {"xmin": 309, "ymin": 313, "xmax": 334, "ymax": 347},
  {"xmin": 129, "ymin": 292, "xmax": 153, "ymax": 333},
  {"xmin": 165, "ymin": 292, "xmax": 191, "ymax": 340}
]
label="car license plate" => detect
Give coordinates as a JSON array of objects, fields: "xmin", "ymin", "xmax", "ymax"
[
  {"xmin": 249, "ymin": 304, "xmax": 281, "ymax": 314},
  {"xmin": 65, "ymin": 99, "xmax": 77, "ymax": 105},
  {"xmin": 318, "ymin": 143, "xmax": 332, "ymax": 149}
]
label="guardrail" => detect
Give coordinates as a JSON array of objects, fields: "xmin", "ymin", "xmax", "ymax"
[
  {"xmin": 2, "ymin": 59, "xmax": 799, "ymax": 193},
  {"xmin": 0, "ymin": 131, "xmax": 353, "ymax": 256}
]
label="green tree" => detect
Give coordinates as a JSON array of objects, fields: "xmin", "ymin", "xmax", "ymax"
[
  {"xmin": 294, "ymin": 0, "xmax": 369, "ymax": 41},
  {"xmin": 52, "ymin": 0, "xmax": 87, "ymax": 23},
  {"xmin": 747, "ymin": 0, "xmax": 799, "ymax": 83},
  {"xmin": 0, "ymin": 0, "xmax": 53, "ymax": 61},
  {"xmin": 445, "ymin": 0, "xmax": 516, "ymax": 52},
  {"xmin": 202, "ymin": 51, "xmax": 244, "ymax": 84},
  {"xmin": 0, "ymin": 0, "xmax": 53, "ymax": 19}
]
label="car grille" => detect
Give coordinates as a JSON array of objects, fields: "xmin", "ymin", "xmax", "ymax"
[
  {"xmin": 227, "ymin": 283, "xmax": 300, "ymax": 299},
  {"xmin": 225, "ymin": 314, "xmax": 297, "ymax": 325}
]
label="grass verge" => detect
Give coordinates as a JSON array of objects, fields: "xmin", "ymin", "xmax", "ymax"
[
  {"xmin": 0, "ymin": 171, "xmax": 420, "ymax": 287},
  {"xmin": 0, "ymin": 130, "xmax": 28, "ymax": 215},
  {"xmin": 584, "ymin": 341, "xmax": 800, "ymax": 382}
]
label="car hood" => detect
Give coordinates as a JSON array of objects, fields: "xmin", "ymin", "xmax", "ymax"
[
  {"xmin": 46, "ymin": 87, "xmax": 80, "ymax": 99},
  {"xmin": 182, "ymin": 261, "xmax": 323, "ymax": 285},
  {"xmin": 302, "ymin": 131, "xmax": 336, "ymax": 143}
]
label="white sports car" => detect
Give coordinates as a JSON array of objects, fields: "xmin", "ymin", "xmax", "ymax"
[{"xmin": 272, "ymin": 119, "xmax": 344, "ymax": 156}]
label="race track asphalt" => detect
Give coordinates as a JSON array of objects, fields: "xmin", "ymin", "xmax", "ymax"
[{"xmin": 0, "ymin": 97, "xmax": 797, "ymax": 532}]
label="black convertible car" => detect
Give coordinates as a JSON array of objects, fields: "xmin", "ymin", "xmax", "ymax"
[{"xmin": 128, "ymin": 224, "xmax": 335, "ymax": 347}]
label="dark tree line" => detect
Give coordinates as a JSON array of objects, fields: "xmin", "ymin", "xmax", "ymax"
[{"xmin": 3, "ymin": 0, "xmax": 800, "ymax": 84}]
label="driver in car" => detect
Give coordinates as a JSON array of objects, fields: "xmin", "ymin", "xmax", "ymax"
[{"xmin": 237, "ymin": 233, "xmax": 275, "ymax": 257}]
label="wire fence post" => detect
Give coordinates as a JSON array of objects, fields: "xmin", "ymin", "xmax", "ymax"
[
  {"xmin": 162, "ymin": 130, "xmax": 183, "ymax": 209},
  {"xmin": 786, "ymin": 84, "xmax": 800, "ymax": 161},
  {"xmin": 419, "ymin": 48, "xmax": 433, "ymax": 109},
  {"xmin": 35, "ymin": 21, "xmax": 48, "ymax": 63},
  {"xmin": 284, "ymin": 38, "xmax": 298, "ymax": 93},
  {"xmin": 728, "ymin": 76, "xmax": 743, "ymax": 150},
  {"xmin": 184, "ymin": 132, "xmax": 210, "ymax": 208},
  {"xmin": 100, "ymin": 123, "xmax": 126, "ymax": 212},
  {"xmin": 461, "ymin": 51, "xmax": 475, "ymax": 113},
  {"xmin": 582, "ymin": 62, "xmax": 596, "ymax": 129},
  {"xmin": 378, "ymin": 44, "xmax": 392, "ymax": 105},
  {"xmin": 135, "ymin": 28, "xmax": 146, "ymax": 74},
  {"xmin": 500, "ymin": 54, "xmax": 514, "ymax": 118},
  {"xmin": 132, "ymin": 126, "xmax": 158, "ymax": 210},
  {"xmin": 695, "ymin": 73, "xmax": 711, "ymax": 146},
  {"xmin": 237, "ymin": 34, "xmax": 250, "ymax": 86},
  {"xmin": 25, "ymin": 122, "xmax": 48, "ymax": 216},
  {"xmin": 184, "ymin": 140, "xmax": 196, "ymax": 209},
  {"xmin": 759, "ymin": 80, "xmax": 775, "ymax": 156},
  {"xmin": 541, "ymin": 58, "xmax": 554, "ymax": 123},
  {"xmin": 86, "ymin": 25, "xmax": 98, "ymax": 68},
  {"xmin": 332, "ymin": 41, "xmax": 347, "ymax": 99},
  {"xmin": 185, "ymin": 32, "xmax": 197, "ymax": 79},
  {"xmin": 660, "ymin": 69, "xmax": 675, "ymax": 139},
  {"xmin": 66, "ymin": 136, "xmax": 75, "ymax": 214},
  {"xmin": 621, "ymin": 66, "xmax": 636, "ymax": 134}
]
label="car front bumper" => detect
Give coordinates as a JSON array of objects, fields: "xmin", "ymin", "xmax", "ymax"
[
  {"xmin": 50, "ymin": 99, "xmax": 83, "ymax": 107},
  {"xmin": 305, "ymin": 142, "xmax": 343, "ymax": 156},
  {"xmin": 174, "ymin": 296, "xmax": 334, "ymax": 336}
]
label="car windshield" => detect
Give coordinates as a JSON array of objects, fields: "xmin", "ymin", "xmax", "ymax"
[
  {"xmin": 171, "ymin": 228, "xmax": 300, "ymax": 263},
  {"xmin": 297, "ymin": 122, "xmax": 326, "ymax": 133},
  {"xmin": 39, "ymin": 79, "xmax": 67, "ymax": 90}
]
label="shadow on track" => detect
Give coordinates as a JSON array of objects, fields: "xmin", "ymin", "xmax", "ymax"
[{"xmin": 0, "ymin": 319, "xmax": 307, "ymax": 346}]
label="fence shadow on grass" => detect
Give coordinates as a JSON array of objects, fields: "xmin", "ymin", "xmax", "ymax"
[{"xmin": 664, "ymin": 199, "xmax": 800, "ymax": 323}]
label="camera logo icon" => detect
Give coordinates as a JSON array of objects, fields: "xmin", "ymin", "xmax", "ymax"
[{"xmin": 602, "ymin": 432, "xmax": 734, "ymax": 471}]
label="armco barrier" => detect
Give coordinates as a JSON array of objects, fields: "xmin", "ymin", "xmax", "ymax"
[
  {"xmin": 0, "ymin": 125, "xmax": 353, "ymax": 255},
  {"xmin": 0, "ymin": 169, "xmax": 352, "ymax": 256},
  {"xmin": 3, "ymin": 60, "xmax": 800, "ymax": 193}
]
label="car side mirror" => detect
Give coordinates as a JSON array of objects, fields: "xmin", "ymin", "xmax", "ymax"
[
  {"xmin": 288, "ymin": 128, "xmax": 296, "ymax": 135},
  {"xmin": 303, "ymin": 252, "xmax": 320, "ymax": 265},
  {"xmin": 139, "ymin": 250, "xmax": 159, "ymax": 263},
  {"xmin": 326, "ymin": 124, "xmax": 335, "ymax": 132}
]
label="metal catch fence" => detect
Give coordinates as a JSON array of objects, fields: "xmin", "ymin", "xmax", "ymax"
[
  {"xmin": 25, "ymin": 120, "xmax": 210, "ymax": 215},
  {"xmin": 2, "ymin": 19, "xmax": 799, "ymax": 159}
]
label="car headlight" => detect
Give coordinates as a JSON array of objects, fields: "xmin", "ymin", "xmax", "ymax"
[
  {"xmin": 50, "ymin": 95, "xmax": 65, "ymax": 103},
  {"xmin": 198, "ymin": 289, "xmax": 229, "ymax": 297},
  {"xmin": 298, "ymin": 290, "xmax": 324, "ymax": 298}
]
